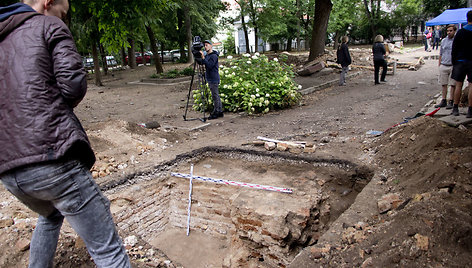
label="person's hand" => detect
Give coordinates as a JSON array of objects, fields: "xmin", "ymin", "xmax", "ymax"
[{"xmin": 200, "ymin": 51, "xmax": 204, "ymax": 59}]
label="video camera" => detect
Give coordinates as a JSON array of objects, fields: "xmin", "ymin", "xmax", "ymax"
[{"xmin": 192, "ymin": 36, "xmax": 204, "ymax": 63}]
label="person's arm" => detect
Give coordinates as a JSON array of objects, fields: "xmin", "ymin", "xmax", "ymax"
[
  {"xmin": 45, "ymin": 16, "xmax": 87, "ymax": 108},
  {"xmin": 451, "ymin": 31, "xmax": 461, "ymax": 65},
  {"xmin": 344, "ymin": 45, "xmax": 351, "ymax": 65},
  {"xmin": 202, "ymin": 53, "xmax": 218, "ymax": 69}
]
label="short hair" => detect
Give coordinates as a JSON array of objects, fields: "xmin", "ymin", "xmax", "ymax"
[
  {"xmin": 468, "ymin": 10, "xmax": 472, "ymax": 23},
  {"xmin": 447, "ymin": 24, "xmax": 457, "ymax": 31},
  {"xmin": 374, "ymin": 35, "xmax": 384, "ymax": 43},
  {"xmin": 341, "ymin": 36, "xmax": 349, "ymax": 43}
]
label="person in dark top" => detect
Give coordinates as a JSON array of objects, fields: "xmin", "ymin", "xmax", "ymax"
[
  {"xmin": 432, "ymin": 26, "xmax": 441, "ymax": 50},
  {"xmin": 200, "ymin": 40, "xmax": 223, "ymax": 119},
  {"xmin": 337, "ymin": 36, "xmax": 352, "ymax": 86},
  {"xmin": 451, "ymin": 10, "xmax": 472, "ymax": 117},
  {"xmin": 372, "ymin": 35, "xmax": 388, "ymax": 85},
  {"xmin": 0, "ymin": 1, "xmax": 130, "ymax": 267}
]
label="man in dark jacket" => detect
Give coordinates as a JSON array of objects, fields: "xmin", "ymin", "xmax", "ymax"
[
  {"xmin": 200, "ymin": 40, "xmax": 223, "ymax": 119},
  {"xmin": 451, "ymin": 10, "xmax": 472, "ymax": 118},
  {"xmin": 0, "ymin": 1, "xmax": 130, "ymax": 267}
]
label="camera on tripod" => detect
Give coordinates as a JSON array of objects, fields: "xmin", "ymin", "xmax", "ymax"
[{"xmin": 192, "ymin": 36, "xmax": 204, "ymax": 63}]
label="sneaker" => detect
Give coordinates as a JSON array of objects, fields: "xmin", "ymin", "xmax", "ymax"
[
  {"xmin": 451, "ymin": 107, "xmax": 459, "ymax": 116},
  {"xmin": 380, "ymin": 80, "xmax": 387, "ymax": 83},
  {"xmin": 208, "ymin": 113, "xmax": 219, "ymax": 120},
  {"xmin": 467, "ymin": 107, "xmax": 472, "ymax": 118},
  {"xmin": 434, "ymin": 99, "xmax": 447, "ymax": 108},
  {"xmin": 446, "ymin": 100, "xmax": 453, "ymax": 109}
]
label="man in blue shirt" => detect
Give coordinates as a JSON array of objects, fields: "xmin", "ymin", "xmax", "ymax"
[
  {"xmin": 200, "ymin": 40, "xmax": 223, "ymax": 119},
  {"xmin": 451, "ymin": 10, "xmax": 472, "ymax": 118}
]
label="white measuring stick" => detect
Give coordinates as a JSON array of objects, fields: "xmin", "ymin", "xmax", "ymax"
[
  {"xmin": 171, "ymin": 172, "xmax": 293, "ymax": 194},
  {"xmin": 256, "ymin": 136, "xmax": 306, "ymax": 145},
  {"xmin": 186, "ymin": 164, "xmax": 194, "ymax": 236}
]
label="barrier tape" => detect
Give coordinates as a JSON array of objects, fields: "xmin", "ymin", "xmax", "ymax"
[{"xmin": 171, "ymin": 172, "xmax": 293, "ymax": 194}]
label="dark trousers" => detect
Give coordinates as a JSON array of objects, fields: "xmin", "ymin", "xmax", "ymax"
[
  {"xmin": 374, "ymin": 59, "xmax": 387, "ymax": 83},
  {"xmin": 433, "ymin": 38, "xmax": 440, "ymax": 50}
]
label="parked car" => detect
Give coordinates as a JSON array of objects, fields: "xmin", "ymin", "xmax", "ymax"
[
  {"xmin": 83, "ymin": 57, "xmax": 94, "ymax": 69},
  {"xmin": 125, "ymin": 52, "xmax": 151, "ymax": 65},
  {"xmin": 106, "ymin": 55, "xmax": 117, "ymax": 67},
  {"xmin": 170, "ymin": 49, "xmax": 188, "ymax": 61}
]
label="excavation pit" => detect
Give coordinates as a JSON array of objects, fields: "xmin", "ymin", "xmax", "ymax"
[{"xmin": 105, "ymin": 148, "xmax": 373, "ymax": 267}]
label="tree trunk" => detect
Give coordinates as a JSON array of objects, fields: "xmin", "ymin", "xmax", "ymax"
[
  {"xmin": 183, "ymin": 5, "xmax": 193, "ymax": 63},
  {"xmin": 146, "ymin": 25, "xmax": 163, "ymax": 73},
  {"xmin": 363, "ymin": 0, "xmax": 376, "ymax": 41},
  {"xmin": 308, "ymin": 0, "xmax": 332, "ymax": 61},
  {"xmin": 91, "ymin": 43, "xmax": 102, "ymax": 86},
  {"xmin": 286, "ymin": 38, "xmax": 292, "ymax": 51},
  {"xmin": 127, "ymin": 38, "xmax": 136, "ymax": 69},
  {"xmin": 249, "ymin": 0, "xmax": 258, "ymax": 52},
  {"xmin": 241, "ymin": 10, "xmax": 250, "ymax": 53},
  {"xmin": 296, "ymin": 0, "xmax": 301, "ymax": 52},
  {"xmin": 121, "ymin": 47, "xmax": 126, "ymax": 67},
  {"xmin": 99, "ymin": 43, "xmax": 108, "ymax": 76},
  {"xmin": 140, "ymin": 42, "xmax": 145, "ymax": 65},
  {"xmin": 333, "ymin": 31, "xmax": 340, "ymax": 50},
  {"xmin": 177, "ymin": 8, "xmax": 187, "ymax": 62}
]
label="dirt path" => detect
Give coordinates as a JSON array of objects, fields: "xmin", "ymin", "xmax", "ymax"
[{"xmin": 1, "ymin": 47, "xmax": 471, "ymax": 267}]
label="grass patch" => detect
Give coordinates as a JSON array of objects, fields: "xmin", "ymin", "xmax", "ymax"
[{"xmin": 150, "ymin": 67, "xmax": 194, "ymax": 79}]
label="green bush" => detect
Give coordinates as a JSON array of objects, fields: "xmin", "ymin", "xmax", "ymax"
[
  {"xmin": 180, "ymin": 67, "xmax": 194, "ymax": 76},
  {"xmin": 193, "ymin": 53, "xmax": 302, "ymax": 114}
]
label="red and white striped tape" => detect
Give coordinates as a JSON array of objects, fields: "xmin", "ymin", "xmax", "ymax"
[{"xmin": 171, "ymin": 172, "xmax": 293, "ymax": 194}]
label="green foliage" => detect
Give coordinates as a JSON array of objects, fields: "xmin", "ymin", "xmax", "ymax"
[
  {"xmin": 193, "ymin": 53, "xmax": 302, "ymax": 114},
  {"xmin": 150, "ymin": 67, "xmax": 194, "ymax": 78},
  {"xmin": 223, "ymin": 31, "xmax": 236, "ymax": 55}
]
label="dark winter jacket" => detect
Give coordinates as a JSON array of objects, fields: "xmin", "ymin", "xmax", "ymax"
[
  {"xmin": 0, "ymin": 3, "xmax": 95, "ymax": 175},
  {"xmin": 372, "ymin": 42, "xmax": 386, "ymax": 61},
  {"xmin": 202, "ymin": 50, "xmax": 220, "ymax": 83},
  {"xmin": 338, "ymin": 43, "xmax": 351, "ymax": 67},
  {"xmin": 452, "ymin": 24, "xmax": 472, "ymax": 64}
]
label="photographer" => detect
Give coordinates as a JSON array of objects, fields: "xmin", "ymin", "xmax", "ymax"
[{"xmin": 200, "ymin": 40, "xmax": 223, "ymax": 119}]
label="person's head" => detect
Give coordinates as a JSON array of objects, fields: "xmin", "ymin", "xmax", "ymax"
[
  {"xmin": 468, "ymin": 10, "xmax": 472, "ymax": 24},
  {"xmin": 446, "ymin": 24, "xmax": 457, "ymax": 39},
  {"xmin": 436, "ymin": 26, "xmax": 440, "ymax": 30},
  {"xmin": 341, "ymin": 36, "xmax": 349, "ymax": 43},
  {"xmin": 203, "ymin": 40, "xmax": 213, "ymax": 52},
  {"xmin": 374, "ymin": 35, "xmax": 384, "ymax": 43},
  {"xmin": 22, "ymin": 0, "xmax": 69, "ymax": 20}
]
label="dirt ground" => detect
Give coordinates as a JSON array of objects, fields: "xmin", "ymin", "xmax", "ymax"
[{"xmin": 0, "ymin": 46, "xmax": 471, "ymax": 267}]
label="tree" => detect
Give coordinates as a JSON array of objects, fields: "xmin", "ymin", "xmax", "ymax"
[
  {"xmin": 362, "ymin": 0, "xmax": 381, "ymax": 41},
  {"xmin": 308, "ymin": 0, "xmax": 332, "ymax": 60},
  {"xmin": 328, "ymin": 0, "xmax": 360, "ymax": 50}
]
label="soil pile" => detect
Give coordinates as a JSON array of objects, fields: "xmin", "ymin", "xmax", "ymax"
[{"xmin": 307, "ymin": 116, "xmax": 472, "ymax": 267}]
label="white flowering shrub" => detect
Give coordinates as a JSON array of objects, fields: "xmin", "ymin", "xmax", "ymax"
[{"xmin": 193, "ymin": 53, "xmax": 302, "ymax": 114}]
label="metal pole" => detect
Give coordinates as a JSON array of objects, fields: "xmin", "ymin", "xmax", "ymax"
[{"xmin": 186, "ymin": 164, "xmax": 194, "ymax": 236}]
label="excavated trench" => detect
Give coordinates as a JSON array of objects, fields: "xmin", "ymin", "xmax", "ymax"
[{"xmin": 102, "ymin": 147, "xmax": 373, "ymax": 267}]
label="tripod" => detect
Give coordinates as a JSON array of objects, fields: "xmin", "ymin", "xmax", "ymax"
[{"xmin": 183, "ymin": 59, "xmax": 209, "ymax": 122}]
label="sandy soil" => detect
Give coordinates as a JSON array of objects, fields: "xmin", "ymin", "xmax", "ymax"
[{"xmin": 0, "ymin": 47, "xmax": 471, "ymax": 267}]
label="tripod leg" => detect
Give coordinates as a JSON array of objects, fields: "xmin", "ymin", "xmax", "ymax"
[{"xmin": 183, "ymin": 61, "xmax": 198, "ymax": 121}]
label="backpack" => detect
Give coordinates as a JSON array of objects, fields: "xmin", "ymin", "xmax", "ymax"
[{"xmin": 336, "ymin": 47, "xmax": 343, "ymax": 64}]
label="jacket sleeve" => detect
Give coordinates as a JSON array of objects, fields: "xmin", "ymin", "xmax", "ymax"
[{"xmin": 45, "ymin": 17, "xmax": 87, "ymax": 108}]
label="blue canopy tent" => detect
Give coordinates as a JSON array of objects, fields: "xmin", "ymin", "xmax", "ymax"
[{"xmin": 426, "ymin": 8, "xmax": 472, "ymax": 26}]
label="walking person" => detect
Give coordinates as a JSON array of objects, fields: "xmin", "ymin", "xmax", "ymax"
[
  {"xmin": 200, "ymin": 40, "xmax": 224, "ymax": 119},
  {"xmin": 423, "ymin": 28, "xmax": 430, "ymax": 51},
  {"xmin": 451, "ymin": 10, "xmax": 472, "ymax": 117},
  {"xmin": 433, "ymin": 26, "xmax": 441, "ymax": 50},
  {"xmin": 373, "ymin": 35, "xmax": 388, "ymax": 85},
  {"xmin": 0, "ymin": 1, "xmax": 131, "ymax": 267},
  {"xmin": 435, "ymin": 24, "xmax": 456, "ymax": 109},
  {"xmin": 337, "ymin": 36, "xmax": 352, "ymax": 86}
]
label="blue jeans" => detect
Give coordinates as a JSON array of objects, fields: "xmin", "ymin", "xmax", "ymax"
[
  {"xmin": 340, "ymin": 66, "xmax": 349, "ymax": 85},
  {"xmin": 0, "ymin": 159, "xmax": 130, "ymax": 268}
]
